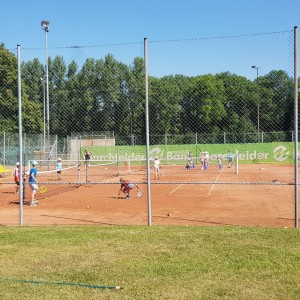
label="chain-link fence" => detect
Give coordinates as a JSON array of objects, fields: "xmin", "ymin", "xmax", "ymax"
[{"xmin": 0, "ymin": 29, "xmax": 298, "ymax": 227}]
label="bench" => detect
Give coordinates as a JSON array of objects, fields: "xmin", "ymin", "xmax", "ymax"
[{"xmin": 0, "ymin": 165, "xmax": 11, "ymax": 177}]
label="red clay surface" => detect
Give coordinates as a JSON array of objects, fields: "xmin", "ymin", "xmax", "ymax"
[{"xmin": 0, "ymin": 163, "xmax": 298, "ymax": 227}]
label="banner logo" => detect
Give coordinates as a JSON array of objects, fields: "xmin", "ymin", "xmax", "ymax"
[
  {"xmin": 273, "ymin": 146, "xmax": 289, "ymax": 162},
  {"xmin": 149, "ymin": 148, "xmax": 163, "ymax": 159}
]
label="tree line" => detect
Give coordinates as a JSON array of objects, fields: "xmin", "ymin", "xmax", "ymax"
[{"xmin": 0, "ymin": 43, "xmax": 296, "ymax": 144}]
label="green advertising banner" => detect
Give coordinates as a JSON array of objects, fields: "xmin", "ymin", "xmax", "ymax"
[{"xmin": 82, "ymin": 142, "xmax": 296, "ymax": 165}]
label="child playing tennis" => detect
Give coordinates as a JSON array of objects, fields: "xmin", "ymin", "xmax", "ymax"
[
  {"xmin": 29, "ymin": 161, "xmax": 39, "ymax": 206},
  {"xmin": 13, "ymin": 162, "xmax": 20, "ymax": 194},
  {"xmin": 186, "ymin": 152, "xmax": 194, "ymax": 170},
  {"xmin": 118, "ymin": 177, "xmax": 139, "ymax": 199},
  {"xmin": 217, "ymin": 156, "xmax": 222, "ymax": 170},
  {"xmin": 228, "ymin": 150, "xmax": 233, "ymax": 168},
  {"xmin": 57, "ymin": 158, "xmax": 62, "ymax": 180},
  {"xmin": 153, "ymin": 156, "xmax": 161, "ymax": 180},
  {"xmin": 200, "ymin": 152, "xmax": 205, "ymax": 170},
  {"xmin": 84, "ymin": 149, "xmax": 92, "ymax": 171}
]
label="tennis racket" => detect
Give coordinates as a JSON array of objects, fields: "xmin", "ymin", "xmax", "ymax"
[
  {"xmin": 39, "ymin": 184, "xmax": 48, "ymax": 194},
  {"xmin": 136, "ymin": 189, "xmax": 143, "ymax": 198}
]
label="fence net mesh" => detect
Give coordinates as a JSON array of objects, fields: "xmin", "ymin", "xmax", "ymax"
[{"xmin": 0, "ymin": 30, "xmax": 298, "ymax": 226}]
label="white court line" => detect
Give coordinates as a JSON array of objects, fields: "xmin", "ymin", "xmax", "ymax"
[
  {"xmin": 168, "ymin": 169, "xmax": 201, "ymax": 196},
  {"xmin": 208, "ymin": 169, "xmax": 223, "ymax": 196},
  {"xmin": 168, "ymin": 183, "xmax": 183, "ymax": 195}
]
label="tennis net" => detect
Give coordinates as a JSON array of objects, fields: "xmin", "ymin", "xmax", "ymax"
[{"xmin": 27, "ymin": 159, "xmax": 120, "ymax": 183}]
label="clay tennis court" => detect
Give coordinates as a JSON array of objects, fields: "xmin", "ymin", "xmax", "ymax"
[{"xmin": 0, "ymin": 163, "xmax": 297, "ymax": 227}]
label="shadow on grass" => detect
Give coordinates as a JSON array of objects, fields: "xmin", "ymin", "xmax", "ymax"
[{"xmin": 40, "ymin": 214, "xmax": 118, "ymax": 226}]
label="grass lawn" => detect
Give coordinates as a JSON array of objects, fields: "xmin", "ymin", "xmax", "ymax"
[{"xmin": 0, "ymin": 225, "xmax": 300, "ymax": 300}]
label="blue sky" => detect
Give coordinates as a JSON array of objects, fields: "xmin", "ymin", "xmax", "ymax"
[{"xmin": 1, "ymin": 0, "xmax": 299, "ymax": 78}]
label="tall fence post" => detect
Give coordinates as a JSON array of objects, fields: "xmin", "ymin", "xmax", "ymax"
[
  {"xmin": 17, "ymin": 45, "xmax": 24, "ymax": 226},
  {"xmin": 195, "ymin": 132, "xmax": 198, "ymax": 163},
  {"xmin": 144, "ymin": 38, "xmax": 152, "ymax": 226},
  {"xmin": 3, "ymin": 132, "xmax": 5, "ymax": 166},
  {"xmin": 294, "ymin": 26, "xmax": 298, "ymax": 228}
]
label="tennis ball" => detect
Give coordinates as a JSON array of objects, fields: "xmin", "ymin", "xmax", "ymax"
[
  {"xmin": 45, "ymin": 197, "xmax": 48, "ymax": 200},
  {"xmin": 167, "ymin": 213, "xmax": 171, "ymax": 217},
  {"xmin": 86, "ymin": 205, "xmax": 90, "ymax": 209},
  {"xmin": 185, "ymin": 224, "xmax": 189, "ymax": 227}
]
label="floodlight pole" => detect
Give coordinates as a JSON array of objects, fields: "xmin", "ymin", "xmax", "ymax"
[
  {"xmin": 41, "ymin": 20, "xmax": 50, "ymax": 146},
  {"xmin": 41, "ymin": 77, "xmax": 46, "ymax": 150},
  {"xmin": 252, "ymin": 65, "xmax": 260, "ymax": 133}
]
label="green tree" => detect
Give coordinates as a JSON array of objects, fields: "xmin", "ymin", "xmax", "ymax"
[
  {"xmin": 64, "ymin": 60, "xmax": 81, "ymax": 134},
  {"xmin": 216, "ymin": 72, "xmax": 257, "ymax": 134},
  {"xmin": 258, "ymin": 70, "xmax": 294, "ymax": 131},
  {"xmin": 70, "ymin": 57, "xmax": 97, "ymax": 133},
  {"xmin": 21, "ymin": 58, "xmax": 44, "ymax": 105},
  {"xmin": 124, "ymin": 57, "xmax": 145, "ymax": 143},
  {"xmin": 96, "ymin": 54, "xmax": 129, "ymax": 134},
  {"xmin": 183, "ymin": 74, "xmax": 227, "ymax": 134},
  {"xmin": 0, "ymin": 45, "xmax": 42, "ymax": 133},
  {"xmin": 149, "ymin": 75, "xmax": 184, "ymax": 136},
  {"xmin": 49, "ymin": 55, "xmax": 68, "ymax": 135}
]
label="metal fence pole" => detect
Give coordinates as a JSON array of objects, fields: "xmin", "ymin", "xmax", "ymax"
[
  {"xmin": 17, "ymin": 45, "xmax": 23, "ymax": 226},
  {"xmin": 144, "ymin": 38, "xmax": 152, "ymax": 226},
  {"xmin": 294, "ymin": 26, "xmax": 299, "ymax": 228},
  {"xmin": 3, "ymin": 132, "xmax": 5, "ymax": 166}
]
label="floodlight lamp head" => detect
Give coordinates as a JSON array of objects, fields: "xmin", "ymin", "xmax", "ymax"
[
  {"xmin": 41, "ymin": 20, "xmax": 50, "ymax": 32},
  {"xmin": 251, "ymin": 65, "xmax": 256, "ymax": 69}
]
